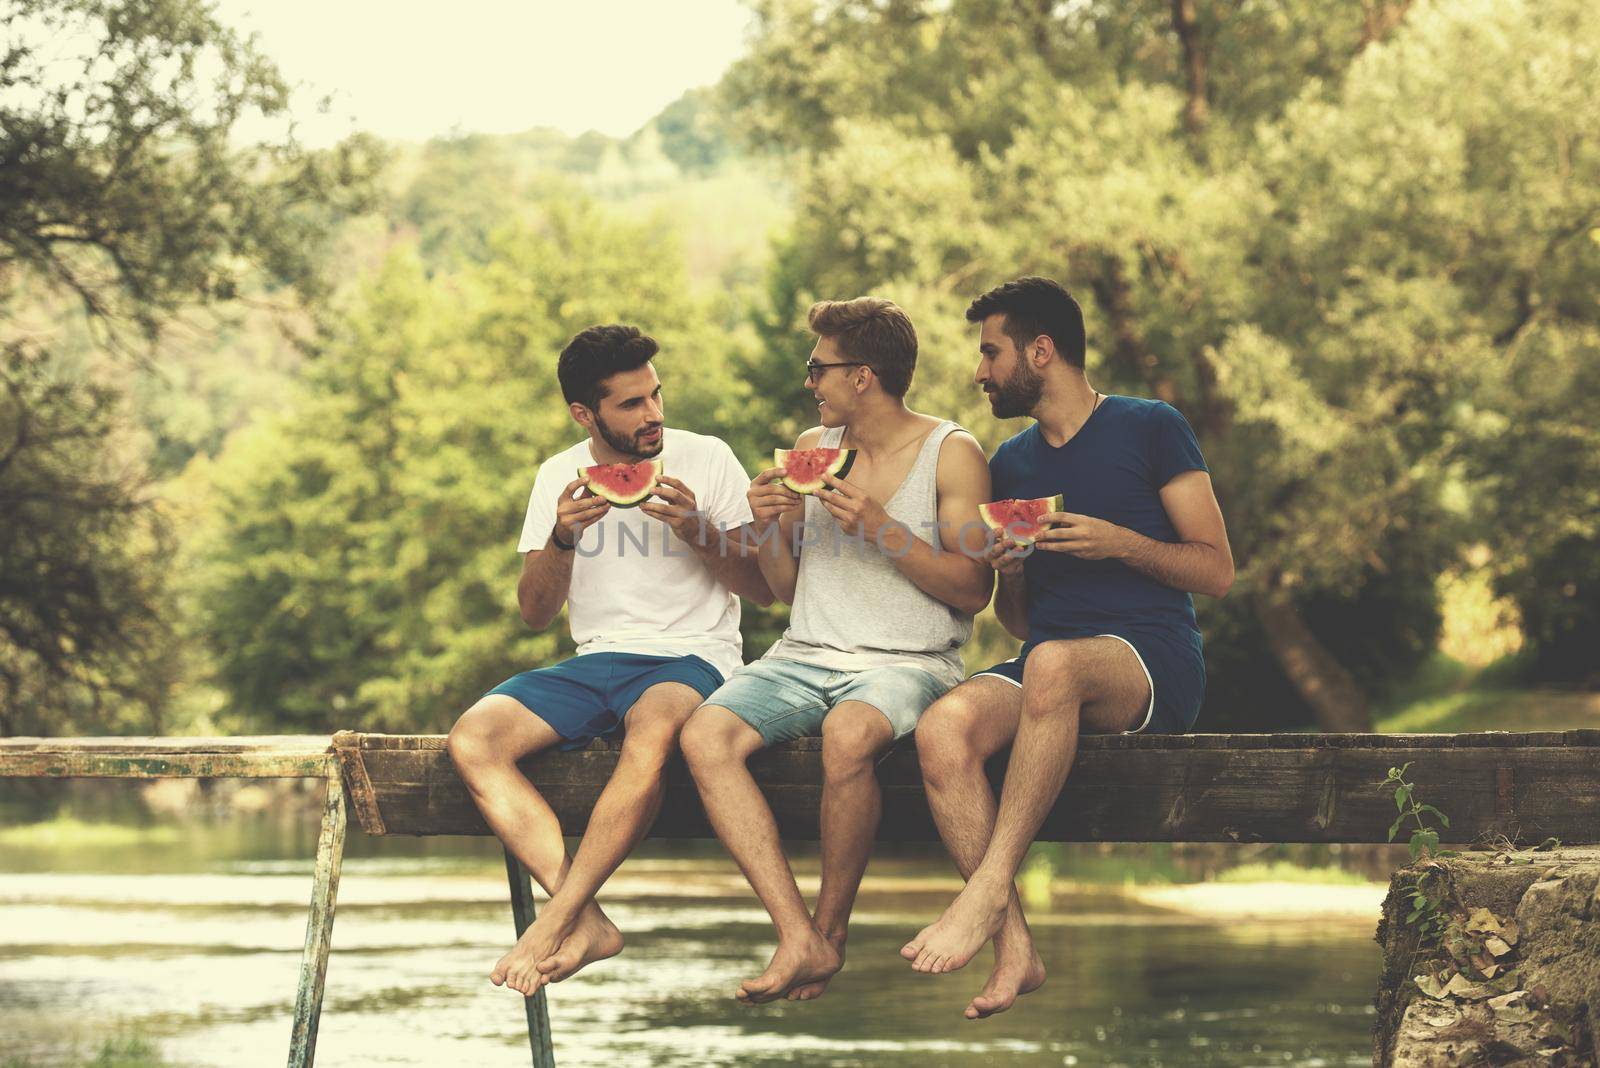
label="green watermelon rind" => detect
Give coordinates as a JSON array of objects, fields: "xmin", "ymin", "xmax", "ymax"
[
  {"xmin": 774, "ymin": 447, "xmax": 857, "ymax": 494},
  {"xmin": 580, "ymin": 459, "xmax": 663, "ymax": 507},
  {"xmin": 978, "ymin": 494, "xmax": 1065, "ymax": 543}
]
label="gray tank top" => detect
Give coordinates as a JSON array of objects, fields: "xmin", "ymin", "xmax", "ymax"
[{"xmin": 765, "ymin": 420, "xmax": 973, "ymax": 687}]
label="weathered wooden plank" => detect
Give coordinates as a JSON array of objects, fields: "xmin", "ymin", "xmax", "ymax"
[
  {"xmin": 332, "ymin": 730, "xmax": 1600, "ymax": 752},
  {"xmin": 340, "ymin": 736, "xmax": 1600, "ymax": 845},
  {"xmin": 0, "ymin": 736, "xmax": 333, "ymax": 779},
  {"xmin": 287, "ymin": 772, "xmax": 347, "ymax": 1068}
]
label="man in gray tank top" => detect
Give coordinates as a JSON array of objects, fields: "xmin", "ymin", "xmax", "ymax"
[{"xmin": 681, "ymin": 298, "xmax": 994, "ymax": 1004}]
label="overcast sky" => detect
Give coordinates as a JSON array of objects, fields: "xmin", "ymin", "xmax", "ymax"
[{"xmin": 213, "ymin": 0, "xmax": 754, "ymax": 144}]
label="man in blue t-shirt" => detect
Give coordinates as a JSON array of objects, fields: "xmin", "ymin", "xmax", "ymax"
[{"xmin": 901, "ymin": 277, "xmax": 1235, "ymax": 1019}]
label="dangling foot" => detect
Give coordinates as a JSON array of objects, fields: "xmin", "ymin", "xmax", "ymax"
[
  {"xmin": 901, "ymin": 877, "xmax": 1009, "ymax": 975},
  {"xmin": 530, "ymin": 913, "xmax": 625, "ymax": 990},
  {"xmin": 735, "ymin": 930, "xmax": 841, "ymax": 1005},
  {"xmin": 785, "ymin": 931, "xmax": 847, "ymax": 1002},
  {"xmin": 964, "ymin": 942, "xmax": 1046, "ymax": 1019},
  {"xmin": 491, "ymin": 906, "xmax": 583, "ymax": 995}
]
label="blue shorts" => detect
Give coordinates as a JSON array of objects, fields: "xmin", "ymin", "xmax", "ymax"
[
  {"xmin": 484, "ymin": 652, "xmax": 725, "ymax": 750},
  {"xmin": 703, "ymin": 658, "xmax": 952, "ymax": 746},
  {"xmin": 972, "ymin": 630, "xmax": 1204, "ymax": 735}
]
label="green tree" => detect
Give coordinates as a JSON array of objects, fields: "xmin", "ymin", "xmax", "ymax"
[
  {"xmin": 0, "ymin": 0, "xmax": 380, "ymax": 733},
  {"xmin": 725, "ymin": 0, "xmax": 1600, "ymax": 728},
  {"xmin": 188, "ymin": 201, "xmax": 748, "ymax": 731}
]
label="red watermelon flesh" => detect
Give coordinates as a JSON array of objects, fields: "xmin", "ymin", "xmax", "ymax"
[
  {"xmin": 774, "ymin": 447, "xmax": 856, "ymax": 494},
  {"xmin": 580, "ymin": 459, "xmax": 662, "ymax": 507},
  {"xmin": 978, "ymin": 495, "xmax": 1064, "ymax": 543}
]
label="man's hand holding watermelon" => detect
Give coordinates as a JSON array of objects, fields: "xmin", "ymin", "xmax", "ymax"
[
  {"xmin": 638, "ymin": 474, "xmax": 711, "ymax": 548},
  {"xmin": 553, "ymin": 477, "xmax": 610, "ymax": 546},
  {"xmin": 814, "ymin": 470, "xmax": 890, "ymax": 540},
  {"xmin": 747, "ymin": 467, "xmax": 803, "ymax": 531},
  {"xmin": 1027, "ymin": 511, "xmax": 1131, "ymax": 561},
  {"xmin": 983, "ymin": 531, "xmax": 1029, "ymax": 577}
]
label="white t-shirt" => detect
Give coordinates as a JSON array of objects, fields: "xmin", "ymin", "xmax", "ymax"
[{"xmin": 517, "ymin": 428, "xmax": 754, "ymax": 680}]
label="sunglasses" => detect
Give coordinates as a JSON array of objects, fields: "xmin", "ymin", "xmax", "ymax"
[{"xmin": 805, "ymin": 360, "xmax": 867, "ymax": 383}]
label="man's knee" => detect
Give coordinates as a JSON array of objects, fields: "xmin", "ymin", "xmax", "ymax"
[
  {"xmin": 821, "ymin": 707, "xmax": 891, "ymax": 779},
  {"xmin": 915, "ymin": 695, "xmax": 984, "ymax": 784},
  {"xmin": 446, "ymin": 700, "xmax": 504, "ymax": 770},
  {"xmin": 680, "ymin": 706, "xmax": 756, "ymax": 771},
  {"xmin": 1020, "ymin": 641, "xmax": 1088, "ymax": 716},
  {"xmin": 622, "ymin": 692, "xmax": 699, "ymax": 765}
]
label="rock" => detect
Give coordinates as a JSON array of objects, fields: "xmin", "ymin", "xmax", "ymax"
[{"xmin": 1375, "ymin": 850, "xmax": 1600, "ymax": 1066}]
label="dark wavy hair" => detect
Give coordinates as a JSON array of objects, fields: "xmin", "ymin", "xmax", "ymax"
[
  {"xmin": 965, "ymin": 277, "xmax": 1086, "ymax": 368},
  {"xmin": 557, "ymin": 324, "xmax": 660, "ymax": 410}
]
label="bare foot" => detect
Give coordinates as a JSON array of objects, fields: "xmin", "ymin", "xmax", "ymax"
[
  {"xmin": 736, "ymin": 931, "xmax": 841, "ymax": 1005},
  {"xmin": 964, "ymin": 944, "xmax": 1046, "ymax": 1019},
  {"xmin": 785, "ymin": 931, "xmax": 846, "ymax": 1002},
  {"xmin": 901, "ymin": 879, "xmax": 1008, "ymax": 975},
  {"xmin": 531, "ymin": 914, "xmax": 625, "ymax": 990},
  {"xmin": 491, "ymin": 907, "xmax": 583, "ymax": 995}
]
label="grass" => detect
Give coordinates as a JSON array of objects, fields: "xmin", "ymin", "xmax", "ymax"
[
  {"xmin": 1377, "ymin": 680, "xmax": 1600, "ymax": 735},
  {"xmin": 0, "ymin": 816, "xmax": 181, "ymax": 849}
]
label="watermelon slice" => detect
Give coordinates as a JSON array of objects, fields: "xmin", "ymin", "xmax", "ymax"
[
  {"xmin": 774, "ymin": 447, "xmax": 856, "ymax": 494},
  {"xmin": 579, "ymin": 459, "xmax": 663, "ymax": 507},
  {"xmin": 978, "ymin": 495, "xmax": 1065, "ymax": 544}
]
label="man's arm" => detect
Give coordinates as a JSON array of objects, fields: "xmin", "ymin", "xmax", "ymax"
[
  {"xmin": 817, "ymin": 431, "xmax": 995, "ymax": 616},
  {"xmin": 517, "ymin": 477, "xmax": 610, "ymax": 629},
  {"xmin": 641, "ymin": 475, "xmax": 775, "ymax": 606},
  {"xmin": 1032, "ymin": 469, "xmax": 1234, "ymax": 598},
  {"xmin": 990, "ymin": 552, "xmax": 1030, "ymax": 640},
  {"xmin": 746, "ymin": 427, "xmax": 821, "ymax": 605}
]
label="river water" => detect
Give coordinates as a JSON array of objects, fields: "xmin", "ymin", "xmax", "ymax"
[{"xmin": 1, "ymin": 807, "xmax": 1382, "ymax": 1067}]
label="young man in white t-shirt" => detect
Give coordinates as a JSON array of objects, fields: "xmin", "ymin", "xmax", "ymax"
[{"xmin": 447, "ymin": 324, "xmax": 770, "ymax": 997}]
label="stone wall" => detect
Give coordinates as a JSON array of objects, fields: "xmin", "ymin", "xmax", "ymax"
[{"xmin": 1374, "ymin": 849, "xmax": 1598, "ymax": 1065}]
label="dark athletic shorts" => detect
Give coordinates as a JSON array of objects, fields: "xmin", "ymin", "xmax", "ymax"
[
  {"xmin": 972, "ymin": 630, "xmax": 1204, "ymax": 735},
  {"xmin": 483, "ymin": 652, "xmax": 724, "ymax": 750}
]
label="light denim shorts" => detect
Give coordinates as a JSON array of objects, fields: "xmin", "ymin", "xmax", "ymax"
[{"xmin": 702, "ymin": 657, "xmax": 952, "ymax": 746}]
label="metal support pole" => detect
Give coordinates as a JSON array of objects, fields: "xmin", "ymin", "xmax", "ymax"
[
  {"xmin": 504, "ymin": 848, "xmax": 557, "ymax": 1068},
  {"xmin": 288, "ymin": 766, "xmax": 347, "ymax": 1068}
]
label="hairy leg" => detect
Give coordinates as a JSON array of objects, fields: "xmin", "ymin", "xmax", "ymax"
[
  {"xmin": 446, "ymin": 695, "xmax": 615, "ymax": 995},
  {"xmin": 681, "ymin": 705, "xmax": 840, "ymax": 1004},
  {"xmin": 787, "ymin": 700, "xmax": 895, "ymax": 1001},
  {"xmin": 907, "ymin": 640, "xmax": 1149, "ymax": 975},
  {"xmin": 527, "ymin": 682, "xmax": 704, "ymax": 988},
  {"xmin": 906, "ymin": 678, "xmax": 1044, "ymax": 1017}
]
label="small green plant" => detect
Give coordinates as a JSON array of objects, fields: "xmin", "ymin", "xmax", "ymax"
[
  {"xmin": 1384, "ymin": 762, "xmax": 1451, "ymax": 860},
  {"xmin": 1383, "ymin": 763, "xmax": 1455, "ymax": 947}
]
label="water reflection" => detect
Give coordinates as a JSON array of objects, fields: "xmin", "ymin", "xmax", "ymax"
[{"xmin": 1, "ymin": 812, "xmax": 1380, "ymax": 1067}]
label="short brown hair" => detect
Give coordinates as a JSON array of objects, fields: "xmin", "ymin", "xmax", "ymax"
[{"xmin": 807, "ymin": 297, "xmax": 917, "ymax": 398}]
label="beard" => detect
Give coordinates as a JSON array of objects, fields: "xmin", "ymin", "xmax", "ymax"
[
  {"xmin": 986, "ymin": 359, "xmax": 1044, "ymax": 419},
  {"xmin": 595, "ymin": 413, "xmax": 663, "ymax": 459}
]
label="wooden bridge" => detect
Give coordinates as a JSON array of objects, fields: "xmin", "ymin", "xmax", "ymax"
[{"xmin": 4, "ymin": 729, "xmax": 1599, "ymax": 1067}]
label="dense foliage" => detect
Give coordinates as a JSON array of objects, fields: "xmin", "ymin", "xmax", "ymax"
[{"xmin": 3, "ymin": 0, "xmax": 1594, "ymax": 735}]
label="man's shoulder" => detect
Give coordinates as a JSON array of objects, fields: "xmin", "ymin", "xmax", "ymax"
[
  {"xmin": 664, "ymin": 427, "xmax": 734, "ymax": 453},
  {"xmin": 534, "ymin": 439, "xmax": 592, "ymax": 481},
  {"xmin": 990, "ymin": 423, "xmax": 1037, "ymax": 463},
  {"xmin": 1109, "ymin": 394, "xmax": 1182, "ymax": 422}
]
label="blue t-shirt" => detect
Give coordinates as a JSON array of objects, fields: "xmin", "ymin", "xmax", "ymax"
[{"xmin": 990, "ymin": 395, "xmax": 1209, "ymax": 647}]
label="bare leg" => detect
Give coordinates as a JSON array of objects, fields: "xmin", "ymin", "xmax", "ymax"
[
  {"xmin": 909, "ymin": 678, "xmax": 1045, "ymax": 1018},
  {"xmin": 446, "ymin": 695, "xmax": 618, "ymax": 995},
  {"xmin": 681, "ymin": 706, "xmax": 841, "ymax": 1004},
  {"xmin": 906, "ymin": 639, "xmax": 1150, "ymax": 975},
  {"xmin": 787, "ymin": 701, "xmax": 895, "ymax": 1001},
  {"xmin": 526, "ymin": 682, "xmax": 703, "ymax": 989}
]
